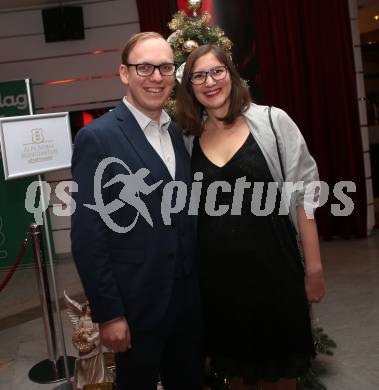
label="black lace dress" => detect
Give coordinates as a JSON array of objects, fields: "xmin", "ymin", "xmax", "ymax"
[{"xmin": 192, "ymin": 133, "xmax": 315, "ymax": 384}]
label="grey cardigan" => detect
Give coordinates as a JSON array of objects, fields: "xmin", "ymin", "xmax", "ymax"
[{"xmin": 184, "ymin": 103, "xmax": 320, "ymax": 234}]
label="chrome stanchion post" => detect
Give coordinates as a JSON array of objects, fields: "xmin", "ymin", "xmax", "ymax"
[
  {"xmin": 28, "ymin": 223, "xmax": 75, "ymax": 387},
  {"xmin": 38, "ymin": 175, "xmax": 72, "ymax": 380},
  {"xmin": 30, "ymin": 222, "xmax": 58, "ymax": 363}
]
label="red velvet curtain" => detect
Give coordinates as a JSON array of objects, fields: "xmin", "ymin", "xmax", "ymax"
[
  {"xmin": 254, "ymin": 0, "xmax": 367, "ymax": 238},
  {"xmin": 136, "ymin": 0, "xmax": 177, "ymax": 38}
]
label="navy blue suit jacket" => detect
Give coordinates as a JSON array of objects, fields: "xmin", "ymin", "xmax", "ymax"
[{"xmin": 71, "ymin": 102, "xmax": 197, "ymax": 331}]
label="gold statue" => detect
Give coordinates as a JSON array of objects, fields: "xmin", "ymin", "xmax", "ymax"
[{"xmin": 64, "ymin": 291, "xmax": 113, "ymax": 390}]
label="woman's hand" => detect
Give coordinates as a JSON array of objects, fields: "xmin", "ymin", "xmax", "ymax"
[
  {"xmin": 297, "ymin": 207, "xmax": 326, "ymax": 303},
  {"xmin": 305, "ymin": 267, "xmax": 326, "ymax": 303}
]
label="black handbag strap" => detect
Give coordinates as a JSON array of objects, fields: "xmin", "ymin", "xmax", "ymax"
[{"xmin": 268, "ymin": 106, "xmax": 285, "ymax": 181}]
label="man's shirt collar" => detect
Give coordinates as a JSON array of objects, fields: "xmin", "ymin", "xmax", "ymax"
[{"xmin": 123, "ymin": 97, "xmax": 171, "ymax": 131}]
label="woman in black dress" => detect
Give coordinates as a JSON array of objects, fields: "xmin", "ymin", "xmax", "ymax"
[{"xmin": 176, "ymin": 45, "xmax": 326, "ymax": 390}]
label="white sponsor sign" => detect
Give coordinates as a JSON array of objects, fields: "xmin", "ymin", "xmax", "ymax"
[{"xmin": 0, "ymin": 112, "xmax": 72, "ymax": 180}]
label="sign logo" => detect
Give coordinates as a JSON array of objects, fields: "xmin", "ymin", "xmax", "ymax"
[
  {"xmin": 21, "ymin": 127, "xmax": 58, "ymax": 165},
  {"xmin": 31, "ymin": 128, "xmax": 44, "ymax": 144}
]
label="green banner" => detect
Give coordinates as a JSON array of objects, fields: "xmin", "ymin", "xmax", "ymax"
[
  {"xmin": 0, "ymin": 162, "xmax": 36, "ymax": 268},
  {"xmin": 0, "ymin": 79, "xmax": 32, "ymax": 118},
  {"xmin": 0, "ymin": 79, "xmax": 39, "ymax": 269}
]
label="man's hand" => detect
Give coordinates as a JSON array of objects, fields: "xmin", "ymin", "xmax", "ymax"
[{"xmin": 99, "ymin": 317, "xmax": 131, "ymax": 353}]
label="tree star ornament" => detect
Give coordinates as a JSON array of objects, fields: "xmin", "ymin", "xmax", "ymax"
[{"xmin": 188, "ymin": 0, "xmax": 202, "ymax": 16}]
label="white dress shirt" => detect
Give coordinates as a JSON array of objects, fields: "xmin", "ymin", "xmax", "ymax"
[{"xmin": 123, "ymin": 97, "xmax": 176, "ymax": 179}]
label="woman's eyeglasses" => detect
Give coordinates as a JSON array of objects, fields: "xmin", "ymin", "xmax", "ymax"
[{"xmin": 189, "ymin": 66, "xmax": 228, "ymax": 85}]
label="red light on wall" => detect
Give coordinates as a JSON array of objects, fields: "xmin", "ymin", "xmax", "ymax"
[
  {"xmin": 47, "ymin": 79, "xmax": 76, "ymax": 85},
  {"xmin": 92, "ymin": 48, "xmax": 123, "ymax": 55},
  {"xmin": 82, "ymin": 111, "xmax": 95, "ymax": 126}
]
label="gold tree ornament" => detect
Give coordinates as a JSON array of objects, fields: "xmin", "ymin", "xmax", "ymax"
[
  {"xmin": 168, "ymin": 11, "xmax": 187, "ymax": 31},
  {"xmin": 220, "ymin": 36, "xmax": 232, "ymax": 51},
  {"xmin": 188, "ymin": 0, "xmax": 202, "ymax": 16},
  {"xmin": 183, "ymin": 39, "xmax": 199, "ymax": 53},
  {"xmin": 164, "ymin": 97, "xmax": 177, "ymax": 118}
]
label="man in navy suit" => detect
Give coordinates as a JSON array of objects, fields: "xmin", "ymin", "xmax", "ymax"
[{"xmin": 71, "ymin": 32, "xmax": 202, "ymax": 390}]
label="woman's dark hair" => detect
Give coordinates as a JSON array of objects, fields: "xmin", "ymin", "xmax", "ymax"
[{"xmin": 176, "ymin": 44, "xmax": 251, "ymax": 136}]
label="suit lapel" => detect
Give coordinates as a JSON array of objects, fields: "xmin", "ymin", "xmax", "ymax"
[{"xmin": 113, "ymin": 103, "xmax": 173, "ymax": 184}]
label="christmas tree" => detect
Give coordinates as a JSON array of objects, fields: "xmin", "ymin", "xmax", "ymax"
[{"xmin": 165, "ymin": 0, "xmax": 233, "ymax": 119}]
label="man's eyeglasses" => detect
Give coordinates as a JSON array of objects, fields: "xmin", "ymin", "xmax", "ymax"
[
  {"xmin": 189, "ymin": 66, "xmax": 228, "ymax": 85},
  {"xmin": 126, "ymin": 63, "xmax": 176, "ymax": 77}
]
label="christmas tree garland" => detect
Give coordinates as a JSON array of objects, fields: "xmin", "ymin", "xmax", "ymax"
[{"xmin": 168, "ymin": 11, "xmax": 232, "ymax": 64}]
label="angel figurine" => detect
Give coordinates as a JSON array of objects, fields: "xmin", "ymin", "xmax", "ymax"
[{"xmin": 64, "ymin": 291, "xmax": 113, "ymax": 389}]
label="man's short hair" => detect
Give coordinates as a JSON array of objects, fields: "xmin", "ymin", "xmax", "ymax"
[{"xmin": 121, "ymin": 32, "xmax": 166, "ymax": 65}]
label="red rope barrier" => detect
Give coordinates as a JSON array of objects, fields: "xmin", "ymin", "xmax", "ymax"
[{"xmin": 0, "ymin": 235, "xmax": 29, "ymax": 293}]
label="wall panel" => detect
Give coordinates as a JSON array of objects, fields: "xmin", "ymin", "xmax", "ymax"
[
  {"xmin": 0, "ymin": 0, "xmax": 140, "ymax": 255},
  {"xmin": 0, "ymin": 51, "xmax": 122, "ymax": 83},
  {"xmin": 0, "ymin": 0, "xmax": 138, "ymax": 37},
  {"xmin": 33, "ymin": 76, "xmax": 124, "ymax": 109},
  {"xmin": 0, "ymin": 23, "xmax": 138, "ymax": 63}
]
